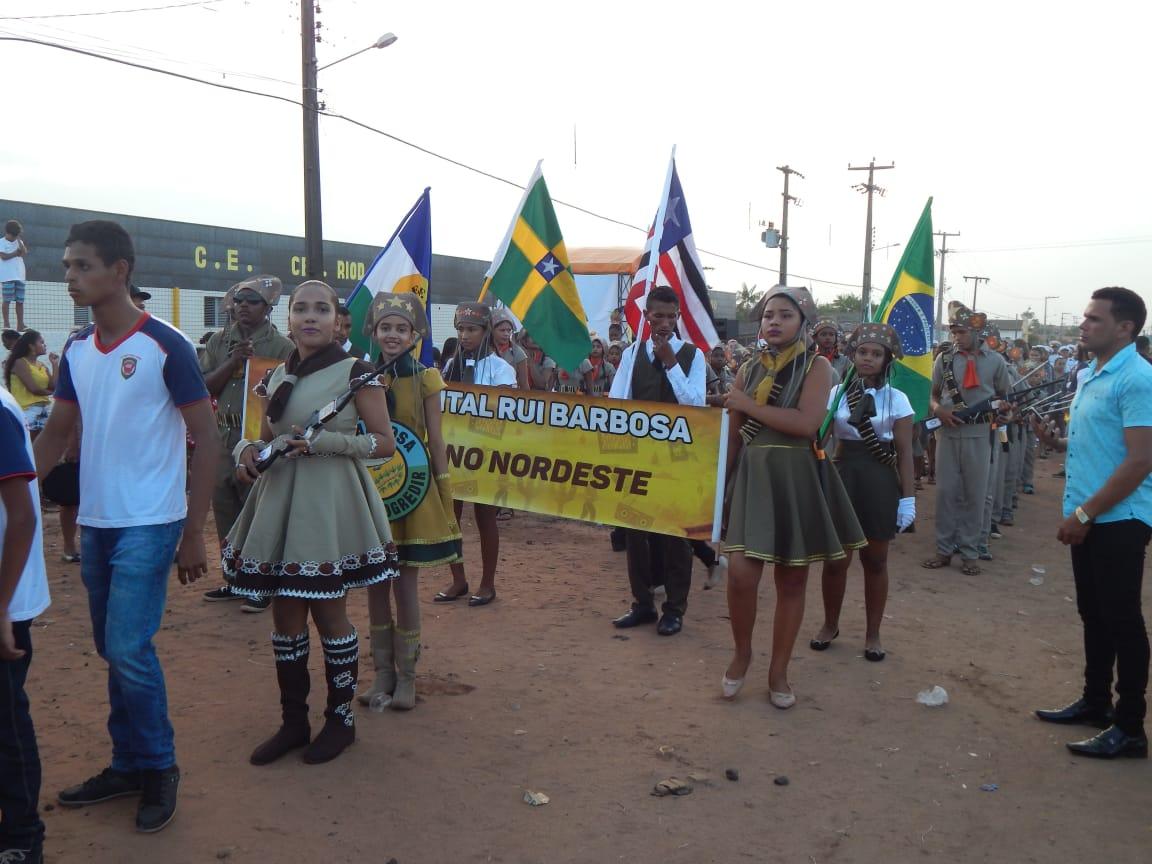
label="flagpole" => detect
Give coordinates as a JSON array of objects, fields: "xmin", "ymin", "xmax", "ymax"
[
  {"xmin": 636, "ymin": 146, "xmax": 677, "ymax": 342},
  {"xmin": 479, "ymin": 161, "xmax": 544, "ymax": 301}
]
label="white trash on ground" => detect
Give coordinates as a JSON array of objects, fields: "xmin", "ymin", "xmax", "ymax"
[{"xmin": 916, "ymin": 685, "xmax": 949, "ymax": 707}]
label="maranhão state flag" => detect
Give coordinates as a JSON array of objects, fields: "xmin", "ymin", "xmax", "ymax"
[
  {"xmin": 346, "ymin": 188, "xmax": 434, "ymax": 364},
  {"xmin": 625, "ymin": 149, "xmax": 718, "ymax": 350}
]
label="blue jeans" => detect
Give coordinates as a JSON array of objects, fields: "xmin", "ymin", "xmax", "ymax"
[
  {"xmin": 0, "ymin": 620, "xmax": 43, "ymax": 854},
  {"xmin": 81, "ymin": 521, "xmax": 184, "ymax": 772}
]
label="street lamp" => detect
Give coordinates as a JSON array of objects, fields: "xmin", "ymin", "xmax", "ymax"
[
  {"xmin": 302, "ymin": 23, "xmax": 398, "ymax": 279},
  {"xmin": 318, "ymin": 32, "xmax": 398, "ymax": 71}
]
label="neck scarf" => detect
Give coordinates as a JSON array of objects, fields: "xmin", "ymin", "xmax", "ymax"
[
  {"xmin": 265, "ymin": 341, "xmax": 348, "ymax": 424},
  {"xmin": 377, "ymin": 350, "xmax": 420, "ymax": 416},
  {"xmin": 753, "ymin": 340, "xmax": 805, "ymax": 405},
  {"xmin": 958, "ymin": 347, "xmax": 981, "ymax": 389}
]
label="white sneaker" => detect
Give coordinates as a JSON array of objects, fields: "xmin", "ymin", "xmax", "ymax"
[{"xmin": 705, "ymin": 555, "xmax": 728, "ymax": 590}]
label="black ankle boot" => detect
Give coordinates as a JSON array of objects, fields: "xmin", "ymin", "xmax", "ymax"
[
  {"xmin": 303, "ymin": 631, "xmax": 358, "ymax": 764},
  {"xmin": 251, "ymin": 632, "xmax": 312, "ymax": 766}
]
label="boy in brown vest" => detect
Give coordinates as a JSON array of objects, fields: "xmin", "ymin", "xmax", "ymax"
[{"xmin": 608, "ymin": 286, "xmax": 707, "ymax": 635}]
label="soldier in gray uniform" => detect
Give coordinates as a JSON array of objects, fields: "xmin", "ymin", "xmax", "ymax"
[
  {"xmin": 979, "ymin": 326, "xmax": 1011, "ymax": 558},
  {"xmin": 200, "ymin": 276, "xmax": 295, "ymax": 610},
  {"xmin": 812, "ymin": 318, "xmax": 852, "ymax": 382},
  {"xmin": 922, "ymin": 302, "xmax": 1011, "ymax": 575}
]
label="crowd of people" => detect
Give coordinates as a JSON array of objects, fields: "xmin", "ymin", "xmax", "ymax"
[{"xmin": 2, "ymin": 218, "xmax": 1151, "ymax": 863}]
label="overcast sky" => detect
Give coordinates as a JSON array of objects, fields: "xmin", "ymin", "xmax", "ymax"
[{"xmin": 2, "ymin": 0, "xmax": 1149, "ymax": 326}]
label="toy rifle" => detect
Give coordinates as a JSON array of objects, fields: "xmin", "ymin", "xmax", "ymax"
[{"xmin": 254, "ymin": 356, "xmax": 398, "ymax": 473}]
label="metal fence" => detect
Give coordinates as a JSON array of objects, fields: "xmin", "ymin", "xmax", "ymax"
[{"xmin": 17, "ymin": 280, "xmax": 465, "ymax": 358}]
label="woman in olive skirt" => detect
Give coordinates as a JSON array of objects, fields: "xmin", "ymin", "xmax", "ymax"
[
  {"xmin": 721, "ymin": 285, "xmax": 866, "ymax": 709},
  {"xmin": 809, "ymin": 323, "xmax": 916, "ymax": 663},
  {"xmin": 226, "ymin": 281, "xmax": 399, "ymax": 765}
]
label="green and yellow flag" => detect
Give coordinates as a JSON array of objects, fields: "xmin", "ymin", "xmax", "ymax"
[
  {"xmin": 872, "ymin": 198, "xmax": 936, "ymax": 419},
  {"xmin": 479, "ymin": 163, "xmax": 591, "ymax": 372}
]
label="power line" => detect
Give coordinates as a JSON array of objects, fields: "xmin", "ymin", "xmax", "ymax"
[
  {"xmin": 0, "ymin": 33, "xmax": 866, "ymax": 290},
  {"xmin": 0, "ymin": 0, "xmax": 224, "ymax": 20},
  {"xmin": 954, "ymin": 236, "xmax": 1152, "ymax": 253},
  {"xmin": 8, "ymin": 19, "xmax": 298, "ymax": 87}
]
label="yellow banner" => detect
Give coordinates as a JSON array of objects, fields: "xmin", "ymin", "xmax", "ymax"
[
  {"xmin": 441, "ymin": 384, "xmax": 728, "ymax": 540},
  {"xmin": 241, "ymin": 357, "xmax": 281, "ymax": 441}
]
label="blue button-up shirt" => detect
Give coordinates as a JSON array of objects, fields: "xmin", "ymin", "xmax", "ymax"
[{"xmin": 1064, "ymin": 342, "xmax": 1152, "ymax": 525}]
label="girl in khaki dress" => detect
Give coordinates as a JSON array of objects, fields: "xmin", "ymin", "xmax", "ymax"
[
  {"xmin": 225, "ymin": 281, "xmax": 399, "ymax": 765},
  {"xmin": 358, "ymin": 293, "xmax": 462, "ymax": 711},
  {"xmin": 721, "ymin": 285, "xmax": 865, "ymax": 709}
]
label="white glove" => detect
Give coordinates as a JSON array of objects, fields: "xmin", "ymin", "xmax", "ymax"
[{"xmin": 896, "ymin": 497, "xmax": 916, "ymax": 532}]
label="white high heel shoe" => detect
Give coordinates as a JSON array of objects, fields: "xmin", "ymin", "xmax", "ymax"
[
  {"xmin": 721, "ymin": 675, "xmax": 745, "ymax": 700},
  {"xmin": 769, "ymin": 689, "xmax": 796, "ymax": 710}
]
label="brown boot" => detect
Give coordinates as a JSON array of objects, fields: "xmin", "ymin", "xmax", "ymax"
[
  {"xmin": 390, "ymin": 627, "xmax": 420, "ymax": 711},
  {"xmin": 303, "ymin": 631, "xmax": 358, "ymax": 764},
  {"xmin": 356, "ymin": 623, "xmax": 396, "ymax": 707},
  {"xmin": 250, "ymin": 631, "xmax": 312, "ymax": 765}
]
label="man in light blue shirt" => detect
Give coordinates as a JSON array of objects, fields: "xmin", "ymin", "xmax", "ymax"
[{"xmin": 1033, "ymin": 287, "xmax": 1152, "ymax": 759}]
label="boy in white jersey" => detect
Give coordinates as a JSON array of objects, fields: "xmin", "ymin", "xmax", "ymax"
[{"xmin": 34, "ymin": 221, "xmax": 219, "ymax": 835}]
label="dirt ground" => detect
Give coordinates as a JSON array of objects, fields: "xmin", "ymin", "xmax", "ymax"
[{"xmin": 25, "ymin": 466, "xmax": 1152, "ymax": 864}]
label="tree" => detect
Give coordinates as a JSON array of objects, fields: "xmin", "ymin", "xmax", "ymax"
[
  {"xmin": 816, "ymin": 292, "xmax": 862, "ymax": 318},
  {"xmin": 735, "ymin": 282, "xmax": 762, "ymax": 318}
]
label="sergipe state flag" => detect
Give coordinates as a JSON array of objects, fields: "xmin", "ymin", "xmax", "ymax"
[
  {"xmin": 479, "ymin": 162, "xmax": 591, "ymax": 373},
  {"xmin": 346, "ymin": 188, "xmax": 433, "ymax": 364},
  {"xmin": 872, "ymin": 197, "xmax": 935, "ymax": 419},
  {"xmin": 624, "ymin": 151, "xmax": 718, "ymax": 350}
]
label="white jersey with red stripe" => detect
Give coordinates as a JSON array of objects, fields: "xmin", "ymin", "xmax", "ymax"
[{"xmin": 55, "ymin": 313, "xmax": 209, "ymax": 528}]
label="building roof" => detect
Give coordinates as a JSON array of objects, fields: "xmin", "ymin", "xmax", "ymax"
[{"xmin": 567, "ymin": 246, "xmax": 643, "ymax": 275}]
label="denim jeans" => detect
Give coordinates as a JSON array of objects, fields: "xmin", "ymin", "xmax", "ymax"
[
  {"xmin": 81, "ymin": 521, "xmax": 184, "ymax": 772},
  {"xmin": 0, "ymin": 620, "xmax": 44, "ymax": 854}
]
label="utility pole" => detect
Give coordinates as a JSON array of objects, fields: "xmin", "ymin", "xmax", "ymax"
[
  {"xmin": 962, "ymin": 275, "xmax": 990, "ymax": 308},
  {"xmin": 776, "ymin": 165, "xmax": 804, "ymax": 284},
  {"xmin": 849, "ymin": 158, "xmax": 895, "ymax": 320},
  {"xmin": 301, "ymin": 0, "xmax": 324, "ymax": 279},
  {"xmin": 1043, "ymin": 294, "xmax": 1059, "ymax": 327},
  {"xmin": 933, "ymin": 230, "xmax": 960, "ymax": 334}
]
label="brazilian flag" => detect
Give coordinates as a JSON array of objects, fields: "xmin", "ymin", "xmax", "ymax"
[
  {"xmin": 872, "ymin": 198, "xmax": 936, "ymax": 419},
  {"xmin": 480, "ymin": 163, "xmax": 591, "ymax": 373}
]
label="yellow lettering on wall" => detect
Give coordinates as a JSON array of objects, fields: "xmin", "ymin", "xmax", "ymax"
[
  {"xmin": 226, "ymin": 249, "xmax": 239, "ymax": 272},
  {"xmin": 336, "ymin": 260, "xmax": 346, "ymax": 280},
  {"xmin": 194, "ymin": 246, "xmax": 207, "ymax": 269},
  {"xmin": 291, "ymin": 256, "xmax": 303, "ymax": 277}
]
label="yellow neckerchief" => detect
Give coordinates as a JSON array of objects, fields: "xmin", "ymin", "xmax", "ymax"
[{"xmin": 753, "ymin": 339, "xmax": 804, "ymax": 405}]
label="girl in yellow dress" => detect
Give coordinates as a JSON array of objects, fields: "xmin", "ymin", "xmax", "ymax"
[{"xmin": 359, "ymin": 293, "xmax": 462, "ymax": 710}]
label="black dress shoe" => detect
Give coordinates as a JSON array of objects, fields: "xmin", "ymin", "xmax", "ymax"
[
  {"xmin": 609, "ymin": 528, "xmax": 627, "ymax": 552},
  {"xmin": 613, "ymin": 607, "xmax": 658, "ymax": 628},
  {"xmin": 656, "ymin": 613, "xmax": 683, "ymax": 636},
  {"xmin": 1066, "ymin": 725, "xmax": 1148, "ymax": 760},
  {"xmin": 1035, "ymin": 698, "xmax": 1113, "ymax": 728}
]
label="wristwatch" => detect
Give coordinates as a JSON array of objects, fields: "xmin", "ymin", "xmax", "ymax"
[{"xmin": 1074, "ymin": 506, "xmax": 1093, "ymax": 525}]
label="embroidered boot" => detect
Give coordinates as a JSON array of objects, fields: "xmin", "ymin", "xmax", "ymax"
[
  {"xmin": 250, "ymin": 631, "xmax": 312, "ymax": 765},
  {"xmin": 303, "ymin": 631, "xmax": 358, "ymax": 764},
  {"xmin": 390, "ymin": 627, "xmax": 420, "ymax": 711},
  {"xmin": 355, "ymin": 623, "xmax": 396, "ymax": 707}
]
